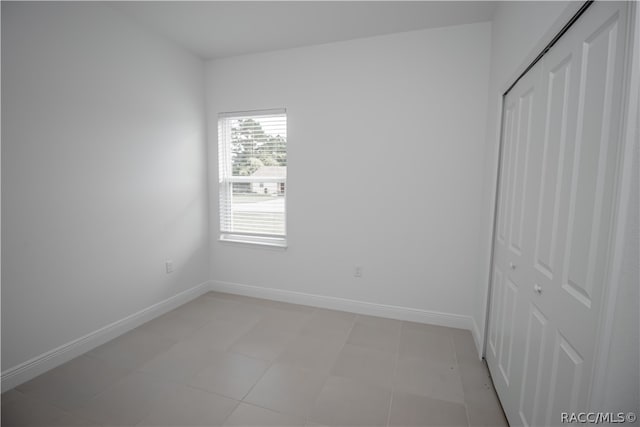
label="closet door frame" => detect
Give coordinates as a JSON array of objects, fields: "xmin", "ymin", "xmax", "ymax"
[
  {"xmin": 482, "ymin": 0, "xmax": 640, "ymax": 411},
  {"xmin": 588, "ymin": 0, "xmax": 640, "ymax": 410}
]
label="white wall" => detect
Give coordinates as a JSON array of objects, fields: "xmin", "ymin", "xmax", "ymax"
[
  {"xmin": 207, "ymin": 23, "xmax": 491, "ymax": 328},
  {"xmin": 1, "ymin": 3, "xmax": 208, "ymax": 371},
  {"xmin": 473, "ymin": 0, "xmax": 579, "ymax": 345}
]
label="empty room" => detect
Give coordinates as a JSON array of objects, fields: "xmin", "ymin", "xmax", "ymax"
[{"xmin": 2, "ymin": 1, "xmax": 639, "ymax": 426}]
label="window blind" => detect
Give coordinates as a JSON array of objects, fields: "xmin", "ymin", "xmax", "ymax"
[{"xmin": 218, "ymin": 109, "xmax": 287, "ymax": 246}]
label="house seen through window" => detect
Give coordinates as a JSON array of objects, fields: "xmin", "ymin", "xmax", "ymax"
[{"xmin": 218, "ymin": 109, "xmax": 287, "ymax": 246}]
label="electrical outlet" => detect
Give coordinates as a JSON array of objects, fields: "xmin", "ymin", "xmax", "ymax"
[
  {"xmin": 354, "ymin": 266, "xmax": 363, "ymax": 278},
  {"xmin": 165, "ymin": 260, "xmax": 174, "ymax": 274}
]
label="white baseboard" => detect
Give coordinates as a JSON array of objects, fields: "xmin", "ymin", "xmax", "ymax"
[
  {"xmin": 210, "ymin": 280, "xmax": 475, "ymax": 331},
  {"xmin": 1, "ymin": 281, "xmax": 211, "ymax": 392}
]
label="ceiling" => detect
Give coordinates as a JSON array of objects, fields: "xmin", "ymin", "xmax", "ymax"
[{"xmin": 112, "ymin": 1, "xmax": 497, "ymax": 60}]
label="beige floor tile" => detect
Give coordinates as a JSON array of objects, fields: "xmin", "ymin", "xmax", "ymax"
[
  {"xmin": 399, "ymin": 323, "xmax": 456, "ymax": 363},
  {"xmin": 195, "ymin": 296, "xmax": 266, "ymax": 325},
  {"xmin": 299, "ymin": 325, "xmax": 351, "ymax": 343},
  {"xmin": 347, "ymin": 321, "xmax": 400, "ymax": 354},
  {"xmin": 389, "ymin": 391, "xmax": 469, "ymax": 427},
  {"xmin": 244, "ymin": 363, "xmax": 328, "ymax": 418},
  {"xmin": 305, "ymin": 309, "xmax": 356, "ymax": 332},
  {"xmin": 207, "ymin": 293, "xmax": 313, "ymax": 315},
  {"xmin": 1, "ymin": 389, "xmax": 22, "ymax": 406},
  {"xmin": 451, "ymin": 331, "xmax": 497, "ymax": 403},
  {"xmin": 173, "ymin": 296, "xmax": 240, "ymax": 324},
  {"xmin": 189, "ymin": 351, "xmax": 269, "ymax": 400},
  {"xmin": 1, "ymin": 390, "xmax": 67, "ymax": 427},
  {"xmin": 394, "ymin": 356, "xmax": 465, "ymax": 404},
  {"xmin": 300, "ymin": 309, "xmax": 355, "ymax": 342},
  {"xmin": 465, "ymin": 386, "xmax": 509, "ymax": 427},
  {"xmin": 259, "ymin": 307, "xmax": 313, "ymax": 333},
  {"xmin": 224, "ymin": 402, "xmax": 305, "ymax": 427},
  {"xmin": 197, "ymin": 314, "xmax": 262, "ymax": 339},
  {"xmin": 181, "ymin": 317, "xmax": 255, "ymax": 353},
  {"xmin": 331, "ymin": 343, "xmax": 395, "ymax": 389},
  {"xmin": 16, "ymin": 355, "xmax": 130, "ymax": 411},
  {"xmin": 277, "ymin": 334, "xmax": 345, "ymax": 371},
  {"xmin": 138, "ymin": 341, "xmax": 220, "ymax": 383},
  {"xmin": 356, "ymin": 315, "xmax": 402, "ymax": 333},
  {"xmin": 73, "ymin": 371, "xmax": 172, "ymax": 426},
  {"xmin": 45, "ymin": 412, "xmax": 102, "ymax": 426},
  {"xmin": 198, "ymin": 315, "xmax": 261, "ymax": 339},
  {"xmin": 256, "ymin": 299, "xmax": 316, "ymax": 314},
  {"xmin": 458, "ymin": 359, "xmax": 494, "ymax": 397},
  {"xmin": 88, "ymin": 328, "xmax": 176, "ymax": 371},
  {"xmin": 168, "ymin": 297, "xmax": 213, "ymax": 323},
  {"xmin": 205, "ymin": 291, "xmax": 271, "ymax": 306},
  {"xmin": 403, "ymin": 320, "xmax": 453, "ymax": 335},
  {"xmin": 138, "ymin": 308, "xmax": 207, "ymax": 341},
  {"xmin": 4, "ymin": 296, "xmax": 508, "ymax": 427},
  {"xmin": 460, "ymin": 373, "xmax": 507, "ymax": 427},
  {"xmin": 138, "ymin": 383, "xmax": 238, "ymax": 426},
  {"xmin": 309, "ymin": 375, "xmax": 391, "ymax": 427},
  {"xmin": 451, "ymin": 328, "xmax": 480, "ymax": 366},
  {"xmin": 229, "ymin": 324, "xmax": 297, "ymax": 361}
]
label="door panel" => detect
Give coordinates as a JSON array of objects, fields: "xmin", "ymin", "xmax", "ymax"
[
  {"xmin": 518, "ymin": 305, "xmax": 548, "ymax": 427},
  {"xmin": 487, "ymin": 3, "xmax": 629, "ymax": 426},
  {"xmin": 489, "ymin": 267, "xmax": 504, "ymax": 355},
  {"xmin": 533, "ymin": 55, "xmax": 572, "ymax": 281},
  {"xmin": 498, "ymin": 278, "xmax": 519, "ymax": 385},
  {"xmin": 498, "ymin": 106, "xmax": 516, "ymax": 244},
  {"xmin": 545, "ymin": 333, "xmax": 584, "ymax": 426},
  {"xmin": 563, "ymin": 11, "xmax": 621, "ymax": 311},
  {"xmin": 488, "ymin": 57, "xmax": 544, "ymax": 422},
  {"xmin": 509, "ymin": 89, "xmax": 535, "ymax": 256}
]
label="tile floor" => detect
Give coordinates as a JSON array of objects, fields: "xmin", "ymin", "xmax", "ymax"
[{"xmin": 2, "ymin": 292, "xmax": 508, "ymax": 426}]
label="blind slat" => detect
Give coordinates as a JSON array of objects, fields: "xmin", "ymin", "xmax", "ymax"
[{"xmin": 218, "ymin": 109, "xmax": 287, "ymax": 242}]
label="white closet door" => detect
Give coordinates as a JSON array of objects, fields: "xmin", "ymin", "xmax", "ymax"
[
  {"xmin": 488, "ymin": 56, "xmax": 544, "ymax": 425},
  {"xmin": 487, "ymin": 2, "xmax": 629, "ymax": 426}
]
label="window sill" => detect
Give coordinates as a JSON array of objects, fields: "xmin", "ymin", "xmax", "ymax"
[{"xmin": 218, "ymin": 234, "xmax": 288, "ymax": 249}]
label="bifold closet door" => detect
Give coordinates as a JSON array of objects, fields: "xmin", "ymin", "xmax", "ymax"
[{"xmin": 486, "ymin": 2, "xmax": 629, "ymax": 426}]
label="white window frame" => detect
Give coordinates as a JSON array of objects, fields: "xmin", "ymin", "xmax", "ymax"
[{"xmin": 218, "ymin": 109, "xmax": 287, "ymax": 248}]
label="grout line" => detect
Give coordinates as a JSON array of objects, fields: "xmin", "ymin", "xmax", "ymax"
[
  {"xmin": 210, "ymin": 296, "xmax": 337, "ymax": 424},
  {"xmin": 303, "ymin": 307, "xmax": 358, "ymax": 426},
  {"xmin": 451, "ymin": 333, "xmax": 472, "ymax": 427},
  {"xmin": 14, "ymin": 294, "xmax": 425, "ymax": 426},
  {"xmin": 217, "ymin": 399, "xmax": 242, "ymax": 427},
  {"xmin": 234, "ymin": 399, "xmax": 309, "ymax": 423},
  {"xmin": 202, "ymin": 296, "xmax": 293, "ymax": 425},
  {"xmin": 231, "ymin": 299, "xmax": 323, "ymax": 425},
  {"xmin": 386, "ymin": 320, "xmax": 403, "ymax": 427}
]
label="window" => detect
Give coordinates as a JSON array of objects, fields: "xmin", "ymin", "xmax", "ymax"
[{"xmin": 218, "ymin": 109, "xmax": 287, "ymax": 247}]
